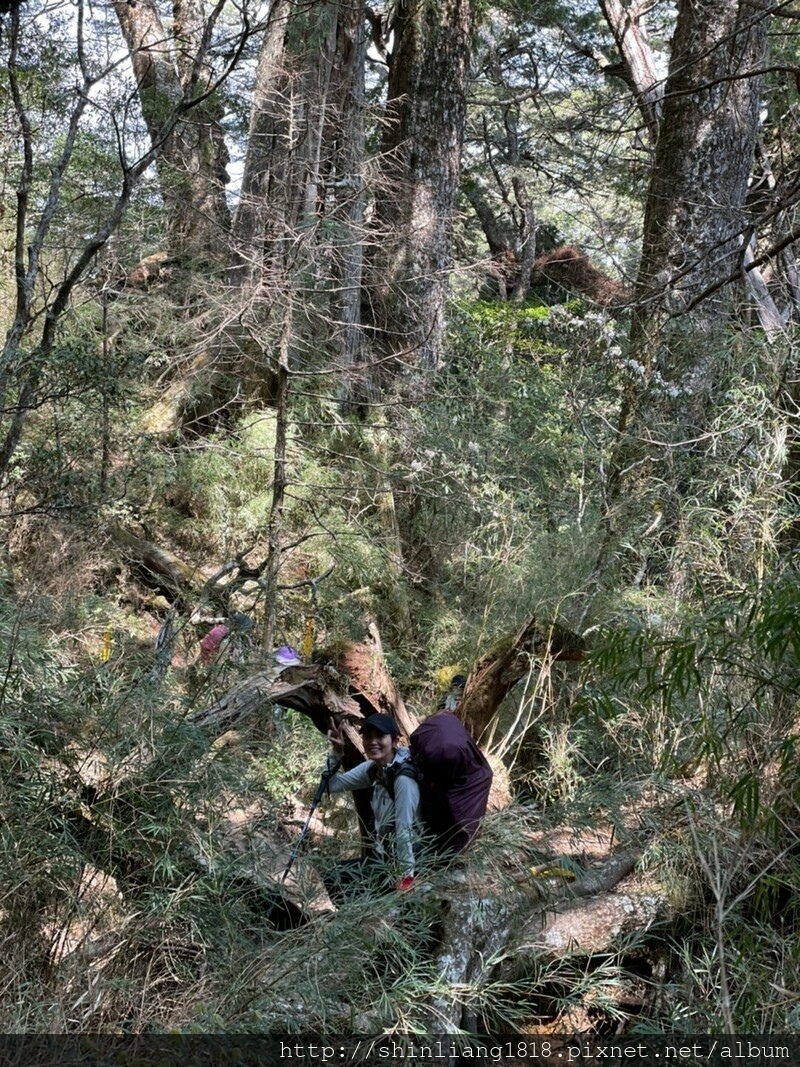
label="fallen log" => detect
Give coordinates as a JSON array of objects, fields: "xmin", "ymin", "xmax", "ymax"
[
  {"xmin": 188, "ymin": 651, "xmax": 402, "ymax": 849},
  {"xmin": 189, "ymin": 636, "xmax": 420, "ymax": 744},
  {"xmin": 188, "ymin": 663, "xmax": 361, "ymax": 736},
  {"xmin": 570, "ymin": 847, "xmax": 640, "ymax": 898},
  {"xmin": 414, "ymin": 846, "xmax": 669, "ymax": 1032},
  {"xmin": 109, "ymin": 525, "xmax": 268, "ymax": 622},
  {"xmin": 191, "ymin": 608, "xmax": 582, "ymax": 755},
  {"xmin": 523, "ymin": 890, "xmax": 667, "ymax": 960},
  {"xmin": 109, "ymin": 523, "xmax": 211, "ymax": 610},
  {"xmin": 316, "ymin": 640, "xmax": 419, "ymax": 737}
]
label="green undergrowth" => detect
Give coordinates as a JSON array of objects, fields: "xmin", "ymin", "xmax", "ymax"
[
  {"xmin": 4, "ymin": 558, "xmax": 800, "ymax": 1031},
  {"xmin": 1, "ymin": 304, "xmax": 799, "ymax": 1033}
]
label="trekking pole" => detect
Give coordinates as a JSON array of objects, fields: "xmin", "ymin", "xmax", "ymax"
[{"xmin": 281, "ymin": 758, "xmax": 340, "ymax": 883}]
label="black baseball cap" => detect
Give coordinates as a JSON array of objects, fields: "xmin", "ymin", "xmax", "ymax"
[{"xmin": 360, "ymin": 713, "xmax": 400, "ymax": 738}]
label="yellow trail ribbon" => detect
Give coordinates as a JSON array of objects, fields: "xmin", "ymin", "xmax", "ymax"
[
  {"xmin": 101, "ymin": 625, "xmax": 113, "ymax": 663},
  {"xmin": 302, "ymin": 617, "xmax": 315, "ymax": 659}
]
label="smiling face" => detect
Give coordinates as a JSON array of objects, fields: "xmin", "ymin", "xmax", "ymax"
[{"xmin": 362, "ymin": 728, "xmax": 396, "ymax": 767}]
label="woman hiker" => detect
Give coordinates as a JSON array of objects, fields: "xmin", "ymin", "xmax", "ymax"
[{"xmin": 322, "ymin": 713, "xmax": 420, "ymax": 902}]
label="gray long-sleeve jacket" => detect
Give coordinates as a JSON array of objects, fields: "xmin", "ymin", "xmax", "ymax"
[{"xmin": 325, "ymin": 747, "xmax": 420, "ymax": 877}]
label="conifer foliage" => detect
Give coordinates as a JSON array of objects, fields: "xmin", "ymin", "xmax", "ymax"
[{"xmin": 0, "ymin": 0, "xmax": 799, "ymax": 1037}]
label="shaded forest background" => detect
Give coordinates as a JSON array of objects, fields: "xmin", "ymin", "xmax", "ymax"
[{"xmin": 1, "ymin": 0, "xmax": 800, "ymax": 1036}]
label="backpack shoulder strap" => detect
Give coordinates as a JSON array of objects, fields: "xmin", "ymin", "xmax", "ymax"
[{"xmin": 369, "ymin": 759, "xmax": 418, "ymax": 800}]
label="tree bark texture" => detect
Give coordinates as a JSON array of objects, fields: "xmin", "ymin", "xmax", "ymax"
[
  {"xmin": 232, "ymin": 0, "xmax": 336, "ymax": 265},
  {"xmin": 634, "ymin": 0, "xmax": 770, "ymax": 339},
  {"xmin": 598, "ymin": 0, "xmax": 662, "ymax": 141},
  {"xmin": 190, "ymin": 642, "xmax": 417, "ymax": 739},
  {"xmin": 113, "ymin": 0, "xmax": 231, "ymax": 261},
  {"xmin": 231, "ymin": 0, "xmax": 368, "ymax": 405},
  {"xmin": 326, "ymin": 0, "xmax": 368, "ymax": 402},
  {"xmin": 414, "ymin": 848, "xmax": 671, "ymax": 1032},
  {"xmin": 189, "ymin": 662, "xmax": 362, "ymax": 736},
  {"xmin": 598, "ymin": 0, "xmax": 771, "ymax": 571},
  {"xmin": 232, "ymin": 0, "xmax": 365, "ymax": 262},
  {"xmin": 361, "ymin": 0, "xmax": 474, "ymax": 397}
]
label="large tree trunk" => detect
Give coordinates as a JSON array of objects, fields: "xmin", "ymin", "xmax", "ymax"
[
  {"xmin": 189, "ymin": 642, "xmax": 417, "ymax": 739},
  {"xmin": 232, "ymin": 0, "xmax": 340, "ymax": 269},
  {"xmin": 593, "ymin": 0, "xmax": 771, "ymax": 593},
  {"xmin": 326, "ymin": 0, "xmax": 368, "ymax": 403},
  {"xmin": 632, "ymin": 0, "xmax": 770, "ymax": 361},
  {"xmin": 229, "ymin": 0, "xmax": 368, "ymax": 405},
  {"xmin": 133, "ymin": 0, "xmax": 369, "ymax": 433},
  {"xmin": 597, "ymin": 0, "xmax": 662, "ymax": 140},
  {"xmin": 358, "ymin": 0, "xmax": 474, "ymax": 403},
  {"xmin": 231, "ymin": 0, "xmax": 292, "ymax": 268},
  {"xmin": 111, "ymin": 0, "xmax": 243, "ymax": 439},
  {"xmin": 231, "ymin": 0, "xmax": 366, "ymax": 276},
  {"xmin": 112, "ymin": 0, "xmax": 231, "ymax": 262}
]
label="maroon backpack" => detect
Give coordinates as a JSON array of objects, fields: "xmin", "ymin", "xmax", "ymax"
[{"xmin": 409, "ymin": 712, "xmax": 493, "ymax": 856}]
